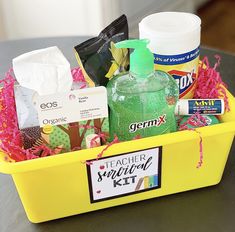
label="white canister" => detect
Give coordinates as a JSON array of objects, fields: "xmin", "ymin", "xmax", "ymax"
[{"xmin": 139, "ymin": 12, "xmax": 201, "ymax": 98}]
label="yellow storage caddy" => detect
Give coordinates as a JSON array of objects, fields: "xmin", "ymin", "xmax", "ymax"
[{"xmin": 0, "ymin": 89, "xmax": 235, "ymax": 223}]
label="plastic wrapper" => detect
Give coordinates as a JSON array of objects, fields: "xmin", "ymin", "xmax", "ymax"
[{"xmin": 74, "ymin": 14, "xmax": 129, "ymax": 87}]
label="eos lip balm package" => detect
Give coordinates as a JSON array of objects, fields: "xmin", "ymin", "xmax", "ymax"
[{"xmin": 15, "ymin": 86, "xmax": 109, "ymax": 151}]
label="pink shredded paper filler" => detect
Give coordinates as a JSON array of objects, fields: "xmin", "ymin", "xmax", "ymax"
[
  {"xmin": 0, "ymin": 69, "xmax": 26, "ymax": 161},
  {"xmin": 71, "ymin": 67, "xmax": 87, "ymax": 89},
  {"xmin": 179, "ymin": 112, "xmax": 209, "ymax": 168},
  {"xmin": 182, "ymin": 55, "xmax": 231, "ymax": 168},
  {"xmin": 194, "ymin": 55, "xmax": 230, "ymax": 111}
]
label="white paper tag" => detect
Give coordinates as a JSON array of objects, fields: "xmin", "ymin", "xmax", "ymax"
[
  {"xmin": 35, "ymin": 86, "xmax": 108, "ymax": 127},
  {"xmin": 87, "ymin": 147, "xmax": 162, "ymax": 202}
]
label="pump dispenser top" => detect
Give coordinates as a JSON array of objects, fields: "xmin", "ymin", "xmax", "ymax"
[
  {"xmin": 107, "ymin": 39, "xmax": 179, "ymax": 141},
  {"xmin": 115, "ymin": 39, "xmax": 154, "ymax": 76}
]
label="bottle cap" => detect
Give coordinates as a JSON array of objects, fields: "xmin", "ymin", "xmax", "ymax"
[
  {"xmin": 139, "ymin": 12, "xmax": 201, "ymax": 54},
  {"xmin": 115, "ymin": 39, "xmax": 154, "ymax": 77}
]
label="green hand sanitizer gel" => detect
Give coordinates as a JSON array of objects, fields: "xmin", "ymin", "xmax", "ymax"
[{"xmin": 107, "ymin": 39, "xmax": 179, "ymax": 141}]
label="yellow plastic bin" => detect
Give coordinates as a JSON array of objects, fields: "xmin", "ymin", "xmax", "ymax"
[{"xmin": 0, "ymin": 89, "xmax": 235, "ymax": 223}]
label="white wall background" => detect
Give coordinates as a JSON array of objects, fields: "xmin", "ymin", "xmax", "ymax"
[
  {"xmin": 0, "ymin": 0, "xmax": 209, "ymax": 41},
  {"xmin": 0, "ymin": 1, "xmax": 6, "ymax": 39},
  {"xmin": 0, "ymin": 0, "xmax": 107, "ymax": 40},
  {"xmin": 119, "ymin": 0, "xmax": 195, "ymax": 37}
]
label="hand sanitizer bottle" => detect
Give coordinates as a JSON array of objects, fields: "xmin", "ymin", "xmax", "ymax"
[{"xmin": 107, "ymin": 39, "xmax": 179, "ymax": 141}]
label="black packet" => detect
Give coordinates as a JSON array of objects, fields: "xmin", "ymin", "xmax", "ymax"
[{"xmin": 74, "ymin": 14, "xmax": 129, "ymax": 87}]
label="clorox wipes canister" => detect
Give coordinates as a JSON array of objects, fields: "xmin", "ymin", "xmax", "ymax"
[{"xmin": 139, "ymin": 12, "xmax": 201, "ymax": 99}]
